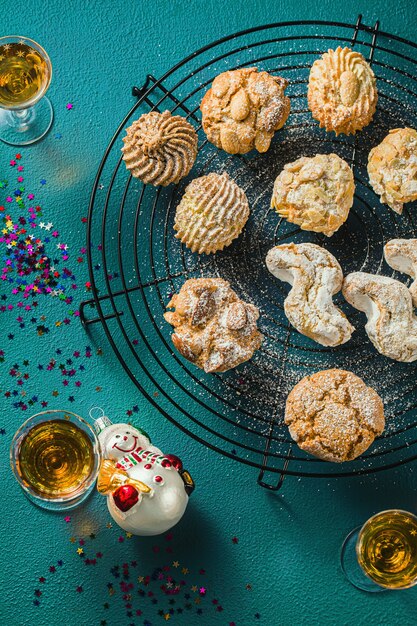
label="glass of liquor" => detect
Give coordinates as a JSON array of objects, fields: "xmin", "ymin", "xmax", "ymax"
[
  {"xmin": 0, "ymin": 36, "xmax": 53, "ymax": 146},
  {"xmin": 11, "ymin": 410, "xmax": 101, "ymax": 511},
  {"xmin": 341, "ymin": 510, "xmax": 417, "ymax": 592}
]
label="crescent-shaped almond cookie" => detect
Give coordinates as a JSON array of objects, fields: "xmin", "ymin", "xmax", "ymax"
[
  {"xmin": 266, "ymin": 243, "xmax": 354, "ymax": 346},
  {"xmin": 384, "ymin": 238, "xmax": 417, "ymax": 307},
  {"xmin": 308, "ymin": 47, "xmax": 377, "ymax": 135},
  {"xmin": 122, "ymin": 111, "xmax": 198, "ymax": 186},
  {"xmin": 342, "ymin": 272, "xmax": 417, "ymax": 362},
  {"xmin": 368, "ymin": 128, "xmax": 417, "ymax": 214}
]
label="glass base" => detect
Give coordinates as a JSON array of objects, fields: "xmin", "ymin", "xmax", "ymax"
[
  {"xmin": 23, "ymin": 481, "xmax": 96, "ymax": 512},
  {"xmin": 0, "ymin": 97, "xmax": 53, "ymax": 146},
  {"xmin": 341, "ymin": 527, "xmax": 387, "ymax": 592}
]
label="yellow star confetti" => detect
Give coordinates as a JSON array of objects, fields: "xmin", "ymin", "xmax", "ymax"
[
  {"xmin": 69, "ymin": 537, "xmax": 76, "ymax": 543},
  {"xmin": 76, "ymin": 548, "xmax": 83, "ymax": 555},
  {"xmin": 126, "ymin": 532, "xmax": 133, "ymax": 538},
  {"xmin": 138, "ymin": 576, "xmax": 144, "ymax": 583},
  {"xmin": 172, "ymin": 561, "xmax": 179, "ymax": 568},
  {"xmin": 164, "ymin": 615, "xmax": 170, "ymax": 621},
  {"xmin": 191, "ymin": 585, "xmax": 197, "ymax": 593},
  {"xmin": 181, "ymin": 567, "xmax": 189, "ymax": 575}
]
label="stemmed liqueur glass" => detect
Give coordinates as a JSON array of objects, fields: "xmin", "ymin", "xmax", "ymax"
[
  {"xmin": 341, "ymin": 510, "xmax": 417, "ymax": 592},
  {"xmin": 0, "ymin": 36, "xmax": 53, "ymax": 145}
]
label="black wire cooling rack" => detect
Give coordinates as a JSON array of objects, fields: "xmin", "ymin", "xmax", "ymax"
[{"xmin": 80, "ymin": 16, "xmax": 417, "ymax": 489}]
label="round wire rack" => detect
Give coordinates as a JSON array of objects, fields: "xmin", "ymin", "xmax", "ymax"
[{"xmin": 81, "ymin": 16, "xmax": 417, "ymax": 489}]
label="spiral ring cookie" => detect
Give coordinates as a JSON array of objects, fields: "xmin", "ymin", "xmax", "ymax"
[
  {"xmin": 201, "ymin": 67, "xmax": 290, "ymax": 154},
  {"xmin": 308, "ymin": 47, "xmax": 377, "ymax": 135},
  {"xmin": 174, "ymin": 172, "xmax": 250, "ymax": 254},
  {"xmin": 368, "ymin": 128, "xmax": 417, "ymax": 214},
  {"xmin": 285, "ymin": 369, "xmax": 385, "ymax": 463},
  {"xmin": 122, "ymin": 110, "xmax": 198, "ymax": 186},
  {"xmin": 271, "ymin": 153, "xmax": 355, "ymax": 237}
]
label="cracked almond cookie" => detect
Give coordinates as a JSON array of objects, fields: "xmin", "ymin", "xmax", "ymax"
[
  {"xmin": 285, "ymin": 369, "xmax": 385, "ymax": 462},
  {"xmin": 308, "ymin": 47, "xmax": 377, "ymax": 135},
  {"xmin": 200, "ymin": 67, "xmax": 290, "ymax": 154},
  {"xmin": 368, "ymin": 128, "xmax": 417, "ymax": 214},
  {"xmin": 271, "ymin": 153, "xmax": 355, "ymax": 236},
  {"xmin": 164, "ymin": 278, "xmax": 263, "ymax": 373}
]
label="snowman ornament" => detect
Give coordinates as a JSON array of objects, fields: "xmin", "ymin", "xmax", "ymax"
[{"xmin": 92, "ymin": 408, "xmax": 194, "ymax": 536}]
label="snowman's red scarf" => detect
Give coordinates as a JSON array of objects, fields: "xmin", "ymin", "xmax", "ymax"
[{"xmin": 115, "ymin": 447, "xmax": 174, "ymax": 472}]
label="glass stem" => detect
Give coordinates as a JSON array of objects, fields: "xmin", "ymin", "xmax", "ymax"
[{"xmin": 9, "ymin": 107, "xmax": 35, "ymax": 129}]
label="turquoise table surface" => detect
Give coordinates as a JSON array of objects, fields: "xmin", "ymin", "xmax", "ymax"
[{"xmin": 2, "ymin": 1, "xmax": 417, "ymax": 625}]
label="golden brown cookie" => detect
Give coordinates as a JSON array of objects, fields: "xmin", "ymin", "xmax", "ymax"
[
  {"xmin": 271, "ymin": 153, "xmax": 355, "ymax": 236},
  {"xmin": 164, "ymin": 278, "xmax": 263, "ymax": 373},
  {"xmin": 368, "ymin": 128, "xmax": 417, "ymax": 214},
  {"xmin": 121, "ymin": 110, "xmax": 198, "ymax": 186},
  {"xmin": 174, "ymin": 172, "xmax": 250, "ymax": 254},
  {"xmin": 285, "ymin": 369, "xmax": 385, "ymax": 463},
  {"xmin": 200, "ymin": 67, "xmax": 290, "ymax": 154},
  {"xmin": 308, "ymin": 47, "xmax": 377, "ymax": 135}
]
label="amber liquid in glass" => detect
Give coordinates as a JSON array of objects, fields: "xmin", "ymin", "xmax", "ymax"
[
  {"xmin": 0, "ymin": 42, "xmax": 49, "ymax": 107},
  {"xmin": 17, "ymin": 419, "xmax": 95, "ymax": 499},
  {"xmin": 357, "ymin": 510, "xmax": 417, "ymax": 589}
]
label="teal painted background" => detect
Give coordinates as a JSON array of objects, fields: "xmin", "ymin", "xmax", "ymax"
[{"xmin": 2, "ymin": 1, "xmax": 417, "ymax": 625}]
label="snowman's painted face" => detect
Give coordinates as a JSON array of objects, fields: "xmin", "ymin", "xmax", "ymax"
[
  {"xmin": 100, "ymin": 424, "xmax": 153, "ymax": 461},
  {"xmin": 110, "ymin": 429, "xmax": 139, "ymax": 453}
]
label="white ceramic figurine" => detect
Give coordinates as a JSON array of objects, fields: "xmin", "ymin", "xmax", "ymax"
[{"xmin": 91, "ymin": 408, "xmax": 194, "ymax": 536}]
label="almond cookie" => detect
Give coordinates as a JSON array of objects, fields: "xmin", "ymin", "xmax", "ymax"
[
  {"xmin": 164, "ymin": 278, "xmax": 263, "ymax": 373},
  {"xmin": 384, "ymin": 238, "xmax": 417, "ymax": 306},
  {"xmin": 174, "ymin": 172, "xmax": 250, "ymax": 254},
  {"xmin": 121, "ymin": 110, "xmax": 198, "ymax": 186},
  {"xmin": 266, "ymin": 243, "xmax": 354, "ymax": 346},
  {"xmin": 367, "ymin": 128, "xmax": 417, "ymax": 214},
  {"xmin": 285, "ymin": 369, "xmax": 385, "ymax": 463},
  {"xmin": 271, "ymin": 153, "xmax": 355, "ymax": 236},
  {"xmin": 200, "ymin": 67, "xmax": 290, "ymax": 154},
  {"xmin": 308, "ymin": 47, "xmax": 377, "ymax": 135},
  {"xmin": 342, "ymin": 272, "xmax": 417, "ymax": 362}
]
